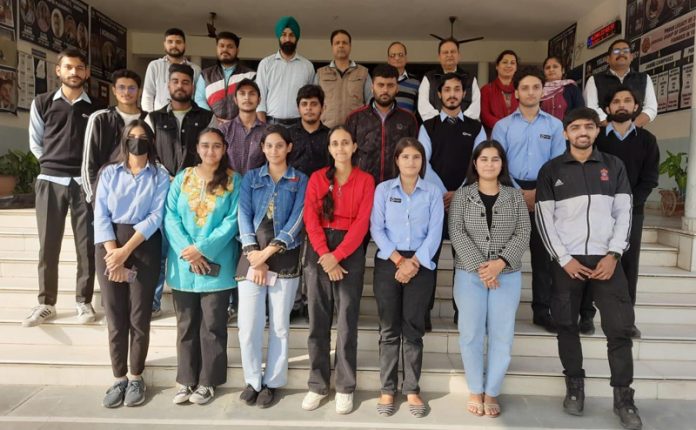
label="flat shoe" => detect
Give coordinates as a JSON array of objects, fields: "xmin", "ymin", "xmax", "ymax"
[
  {"xmin": 376, "ymin": 402, "xmax": 395, "ymax": 417},
  {"xmin": 409, "ymin": 403, "xmax": 427, "ymax": 418}
]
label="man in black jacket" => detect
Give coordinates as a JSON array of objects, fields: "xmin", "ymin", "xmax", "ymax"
[
  {"xmin": 25, "ymin": 48, "xmax": 98, "ymax": 327},
  {"xmin": 81, "ymin": 69, "xmax": 148, "ymax": 203},
  {"xmin": 536, "ymin": 107, "xmax": 642, "ymax": 430},
  {"xmin": 147, "ymin": 63, "xmax": 213, "ymax": 176},
  {"xmin": 345, "ymin": 64, "xmax": 418, "ymax": 184},
  {"xmin": 594, "ymin": 85, "xmax": 659, "ymax": 338}
]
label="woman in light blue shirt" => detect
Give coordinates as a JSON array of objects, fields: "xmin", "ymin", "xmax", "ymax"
[
  {"xmin": 369, "ymin": 137, "xmax": 444, "ymax": 418},
  {"xmin": 236, "ymin": 125, "xmax": 308, "ymax": 408},
  {"xmin": 93, "ymin": 119, "xmax": 170, "ymax": 408},
  {"xmin": 164, "ymin": 127, "xmax": 241, "ymax": 406}
]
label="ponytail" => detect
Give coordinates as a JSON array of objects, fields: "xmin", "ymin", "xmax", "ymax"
[{"xmin": 322, "ymin": 165, "xmax": 336, "ymax": 221}]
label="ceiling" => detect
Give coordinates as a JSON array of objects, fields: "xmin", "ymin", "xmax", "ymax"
[{"xmin": 84, "ymin": 0, "xmax": 607, "ymax": 41}]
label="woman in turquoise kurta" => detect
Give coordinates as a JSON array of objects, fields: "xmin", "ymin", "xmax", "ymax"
[{"xmin": 164, "ymin": 127, "xmax": 241, "ymax": 406}]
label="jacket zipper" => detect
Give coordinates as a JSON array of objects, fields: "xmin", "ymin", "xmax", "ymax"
[
  {"xmin": 380, "ymin": 118, "xmax": 386, "ymax": 182},
  {"xmin": 581, "ymin": 163, "xmax": 591, "ymax": 254}
]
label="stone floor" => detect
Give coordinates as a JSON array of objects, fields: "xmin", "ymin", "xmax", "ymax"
[{"xmin": 1, "ymin": 385, "xmax": 695, "ymax": 430}]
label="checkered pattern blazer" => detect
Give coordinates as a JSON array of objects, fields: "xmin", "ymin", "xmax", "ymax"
[{"xmin": 448, "ymin": 182, "xmax": 531, "ymax": 273}]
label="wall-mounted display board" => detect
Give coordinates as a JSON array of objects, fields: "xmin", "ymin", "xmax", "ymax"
[
  {"xmin": 89, "ymin": 7, "xmax": 126, "ymax": 81},
  {"xmin": 19, "ymin": 0, "xmax": 88, "ymax": 57},
  {"xmin": 548, "ymin": 24, "xmax": 577, "ymax": 73}
]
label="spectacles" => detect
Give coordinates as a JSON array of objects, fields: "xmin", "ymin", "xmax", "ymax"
[
  {"xmin": 115, "ymin": 85, "xmax": 138, "ymax": 94},
  {"xmin": 388, "ymin": 53, "xmax": 405, "ymax": 59},
  {"xmin": 611, "ymin": 48, "xmax": 631, "ymax": 55}
]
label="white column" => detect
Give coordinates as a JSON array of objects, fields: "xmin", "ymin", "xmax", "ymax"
[
  {"xmin": 682, "ymin": 31, "xmax": 696, "ymax": 232},
  {"xmin": 477, "ymin": 62, "xmax": 489, "ymax": 86}
]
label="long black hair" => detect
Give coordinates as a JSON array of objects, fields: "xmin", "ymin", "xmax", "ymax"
[
  {"xmin": 323, "ymin": 125, "xmax": 357, "ymax": 221},
  {"xmin": 196, "ymin": 127, "xmax": 233, "ymax": 194},
  {"xmin": 393, "ymin": 137, "xmax": 426, "ymax": 178},
  {"xmin": 260, "ymin": 124, "xmax": 293, "ymax": 152},
  {"xmin": 115, "ymin": 119, "xmax": 158, "ymax": 167},
  {"xmin": 465, "ymin": 140, "xmax": 513, "ymax": 187}
]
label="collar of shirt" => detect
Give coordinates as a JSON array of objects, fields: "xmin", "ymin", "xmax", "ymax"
[
  {"xmin": 53, "ymin": 89, "xmax": 91, "ymax": 105},
  {"xmin": 511, "ymin": 107, "xmax": 550, "ymax": 124},
  {"xmin": 166, "ymin": 103, "xmax": 195, "ymax": 114},
  {"xmin": 371, "ymin": 100, "xmax": 395, "ymax": 120},
  {"xmin": 329, "ymin": 60, "xmax": 357, "ymax": 70},
  {"xmin": 259, "ymin": 163, "xmax": 298, "ymax": 180},
  {"xmin": 116, "ymin": 161, "xmax": 155, "ymax": 176},
  {"xmin": 295, "ymin": 122, "xmax": 328, "ymax": 136},
  {"xmin": 233, "ymin": 114, "xmax": 264, "ymax": 130},
  {"xmin": 274, "ymin": 51, "xmax": 301, "ymax": 62},
  {"xmin": 439, "ymin": 111, "xmax": 464, "ymax": 122},
  {"xmin": 561, "ymin": 148, "xmax": 603, "ymax": 164},
  {"xmin": 389, "ymin": 176, "xmax": 427, "ymax": 193},
  {"xmin": 609, "ymin": 68, "xmax": 632, "ymax": 80},
  {"xmin": 606, "ymin": 122, "xmax": 637, "ymax": 141},
  {"xmin": 161, "ymin": 55, "xmax": 193, "ymax": 66},
  {"xmin": 398, "ymin": 70, "xmax": 409, "ymax": 82}
]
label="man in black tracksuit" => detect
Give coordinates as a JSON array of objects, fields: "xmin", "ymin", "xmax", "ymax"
[
  {"xmin": 535, "ymin": 107, "xmax": 642, "ymax": 430},
  {"xmin": 81, "ymin": 69, "xmax": 148, "ymax": 204},
  {"xmin": 593, "ymin": 85, "xmax": 659, "ymax": 339}
]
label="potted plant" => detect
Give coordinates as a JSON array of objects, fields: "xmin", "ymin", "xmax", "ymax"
[
  {"xmin": 658, "ymin": 150, "xmax": 687, "ymax": 217},
  {"xmin": 0, "ymin": 149, "xmax": 40, "ymax": 196}
]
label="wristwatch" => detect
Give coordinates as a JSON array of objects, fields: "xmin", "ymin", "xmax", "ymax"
[{"xmin": 607, "ymin": 251, "xmax": 621, "ymax": 260}]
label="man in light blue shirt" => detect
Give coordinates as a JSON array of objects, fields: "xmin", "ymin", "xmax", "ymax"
[
  {"xmin": 492, "ymin": 66, "xmax": 565, "ymax": 333},
  {"xmin": 255, "ymin": 16, "xmax": 315, "ymax": 127}
]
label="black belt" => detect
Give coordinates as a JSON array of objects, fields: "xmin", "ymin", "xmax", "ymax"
[{"xmin": 267, "ymin": 116, "xmax": 300, "ymax": 125}]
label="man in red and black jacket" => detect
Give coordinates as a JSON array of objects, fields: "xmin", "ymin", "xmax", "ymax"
[{"xmin": 345, "ymin": 64, "xmax": 418, "ymax": 185}]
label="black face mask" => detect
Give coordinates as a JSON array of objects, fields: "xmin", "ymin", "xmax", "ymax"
[
  {"xmin": 127, "ymin": 137, "xmax": 149, "ymax": 156},
  {"xmin": 606, "ymin": 111, "xmax": 635, "ymax": 123}
]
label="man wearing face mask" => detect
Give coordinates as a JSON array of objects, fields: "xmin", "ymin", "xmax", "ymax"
[
  {"xmin": 593, "ymin": 86, "xmax": 659, "ymax": 339},
  {"xmin": 584, "ymin": 39, "xmax": 657, "ymax": 128},
  {"xmin": 195, "ymin": 31, "xmax": 256, "ymax": 125},
  {"xmin": 142, "ymin": 28, "xmax": 201, "ymax": 113},
  {"xmin": 255, "ymin": 16, "xmax": 315, "ymax": 127}
]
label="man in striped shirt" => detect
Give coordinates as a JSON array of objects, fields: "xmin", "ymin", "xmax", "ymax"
[{"xmin": 387, "ymin": 41, "xmax": 419, "ymax": 116}]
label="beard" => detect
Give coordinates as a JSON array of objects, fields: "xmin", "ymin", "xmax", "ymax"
[
  {"xmin": 171, "ymin": 90, "xmax": 191, "ymax": 103},
  {"xmin": 375, "ymin": 94, "xmax": 395, "ymax": 108},
  {"xmin": 442, "ymin": 98, "xmax": 461, "ymax": 110},
  {"xmin": 218, "ymin": 53, "xmax": 236, "ymax": 66},
  {"xmin": 61, "ymin": 76, "xmax": 85, "ymax": 89},
  {"xmin": 166, "ymin": 48, "xmax": 184, "ymax": 58},
  {"xmin": 607, "ymin": 111, "xmax": 635, "ymax": 123},
  {"xmin": 279, "ymin": 41, "xmax": 296, "ymax": 55}
]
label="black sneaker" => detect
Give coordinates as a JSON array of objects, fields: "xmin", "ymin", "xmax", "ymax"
[
  {"xmin": 579, "ymin": 317, "xmax": 595, "ymax": 335},
  {"xmin": 614, "ymin": 387, "xmax": 643, "ymax": 430},
  {"xmin": 190, "ymin": 385, "xmax": 215, "ymax": 405},
  {"xmin": 257, "ymin": 386, "xmax": 275, "ymax": 409},
  {"xmin": 102, "ymin": 380, "xmax": 128, "ymax": 408},
  {"xmin": 240, "ymin": 384, "xmax": 259, "ymax": 406},
  {"xmin": 630, "ymin": 325, "xmax": 642, "ymax": 339},
  {"xmin": 533, "ymin": 314, "xmax": 557, "ymax": 333},
  {"xmin": 563, "ymin": 376, "xmax": 585, "ymax": 416}
]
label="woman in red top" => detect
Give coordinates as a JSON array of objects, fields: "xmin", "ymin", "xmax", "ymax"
[
  {"xmin": 301, "ymin": 125, "xmax": 375, "ymax": 415},
  {"xmin": 480, "ymin": 50, "xmax": 519, "ymax": 135}
]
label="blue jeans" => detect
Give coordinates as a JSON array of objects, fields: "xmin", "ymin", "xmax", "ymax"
[
  {"xmin": 237, "ymin": 277, "xmax": 299, "ymax": 391},
  {"xmin": 152, "ymin": 232, "xmax": 167, "ymax": 311},
  {"xmin": 453, "ymin": 269, "xmax": 521, "ymax": 397}
]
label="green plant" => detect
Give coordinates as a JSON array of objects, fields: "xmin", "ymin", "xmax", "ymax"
[
  {"xmin": 659, "ymin": 151, "xmax": 688, "ymax": 197},
  {"xmin": 0, "ymin": 149, "xmax": 40, "ymax": 194}
]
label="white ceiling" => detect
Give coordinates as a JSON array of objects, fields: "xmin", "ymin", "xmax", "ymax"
[{"xmin": 84, "ymin": 0, "xmax": 607, "ymax": 41}]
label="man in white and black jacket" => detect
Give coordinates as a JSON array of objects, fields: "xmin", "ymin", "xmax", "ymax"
[{"xmin": 535, "ymin": 107, "xmax": 642, "ymax": 430}]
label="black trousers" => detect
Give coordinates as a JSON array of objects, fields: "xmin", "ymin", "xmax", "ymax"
[
  {"xmin": 373, "ymin": 253, "xmax": 433, "ymax": 395},
  {"xmin": 529, "ymin": 211, "xmax": 554, "ymax": 319},
  {"xmin": 305, "ymin": 229, "xmax": 366, "ymax": 395},
  {"xmin": 551, "ymin": 255, "xmax": 635, "ymax": 387},
  {"xmin": 96, "ymin": 225, "xmax": 161, "ymax": 378},
  {"xmin": 173, "ymin": 288, "xmax": 231, "ymax": 387},
  {"xmin": 35, "ymin": 179, "xmax": 95, "ymax": 305},
  {"xmin": 579, "ymin": 213, "xmax": 644, "ymax": 319}
]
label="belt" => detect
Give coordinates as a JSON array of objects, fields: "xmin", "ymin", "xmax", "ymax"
[
  {"xmin": 267, "ymin": 116, "xmax": 300, "ymax": 125},
  {"xmin": 514, "ymin": 178, "xmax": 537, "ymax": 190}
]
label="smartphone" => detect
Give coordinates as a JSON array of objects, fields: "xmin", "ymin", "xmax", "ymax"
[
  {"xmin": 245, "ymin": 267, "xmax": 278, "ymax": 287},
  {"xmin": 189, "ymin": 262, "xmax": 221, "ymax": 277},
  {"xmin": 103, "ymin": 267, "xmax": 138, "ymax": 283}
]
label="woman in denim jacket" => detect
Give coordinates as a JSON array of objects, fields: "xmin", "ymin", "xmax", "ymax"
[{"xmin": 236, "ymin": 125, "xmax": 308, "ymax": 408}]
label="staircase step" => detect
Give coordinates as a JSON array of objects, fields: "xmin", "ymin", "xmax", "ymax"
[
  {"xmin": 0, "ymin": 343, "xmax": 694, "ymax": 399},
  {"xmin": 2, "ymin": 309, "xmax": 695, "ymax": 362}
]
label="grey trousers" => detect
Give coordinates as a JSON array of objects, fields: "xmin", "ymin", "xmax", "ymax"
[{"xmin": 305, "ymin": 229, "xmax": 366, "ymax": 395}]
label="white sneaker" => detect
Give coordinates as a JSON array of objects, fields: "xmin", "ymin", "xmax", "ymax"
[
  {"xmin": 22, "ymin": 305, "xmax": 56, "ymax": 327},
  {"xmin": 301, "ymin": 391, "xmax": 327, "ymax": 411},
  {"xmin": 76, "ymin": 302, "xmax": 96, "ymax": 324},
  {"xmin": 335, "ymin": 392, "xmax": 353, "ymax": 414},
  {"xmin": 172, "ymin": 384, "xmax": 194, "ymax": 404}
]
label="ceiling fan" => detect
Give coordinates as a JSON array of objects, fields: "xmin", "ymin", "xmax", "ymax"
[
  {"xmin": 430, "ymin": 16, "xmax": 484, "ymax": 44},
  {"xmin": 191, "ymin": 12, "xmax": 218, "ymax": 38}
]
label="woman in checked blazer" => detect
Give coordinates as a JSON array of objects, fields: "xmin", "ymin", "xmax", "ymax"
[{"xmin": 448, "ymin": 140, "xmax": 531, "ymax": 418}]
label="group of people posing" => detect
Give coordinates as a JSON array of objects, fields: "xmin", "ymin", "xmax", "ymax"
[{"xmin": 24, "ymin": 15, "xmax": 660, "ymax": 430}]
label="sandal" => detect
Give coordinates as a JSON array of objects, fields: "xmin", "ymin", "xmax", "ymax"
[
  {"xmin": 484, "ymin": 401, "xmax": 501, "ymax": 418},
  {"xmin": 467, "ymin": 395, "xmax": 484, "ymax": 416}
]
